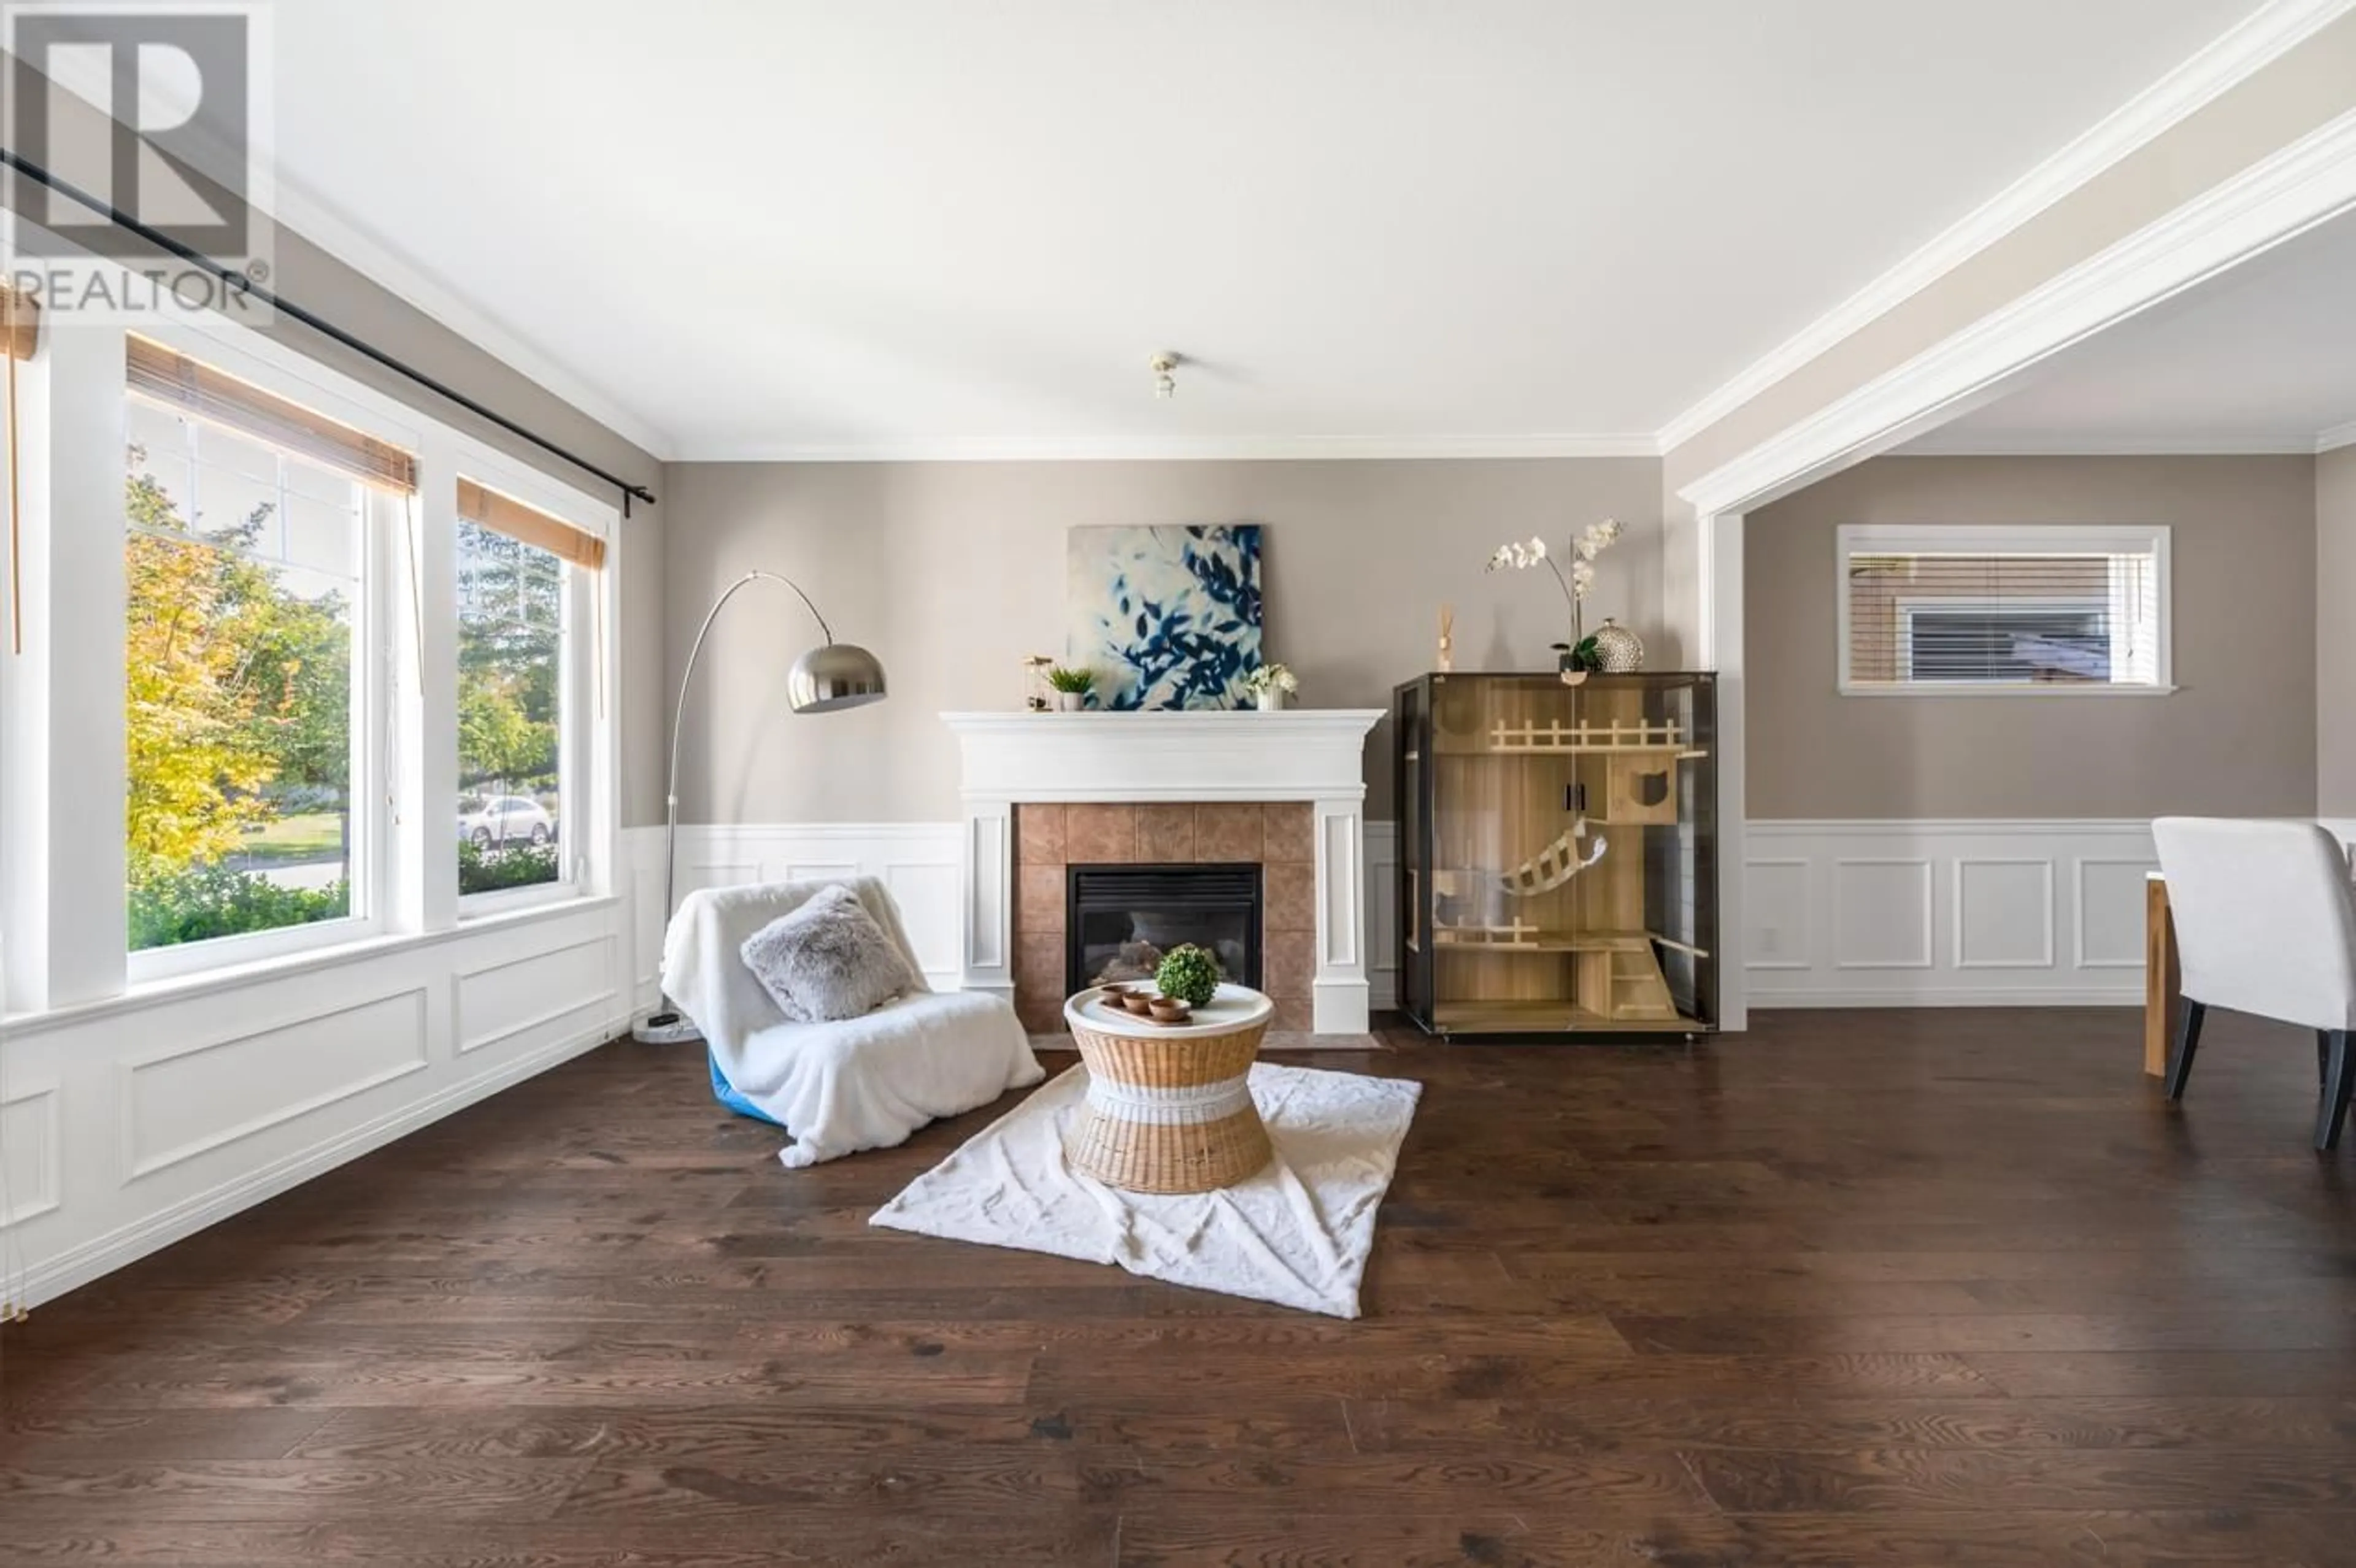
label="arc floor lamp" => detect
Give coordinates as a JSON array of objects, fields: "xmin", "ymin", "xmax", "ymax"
[{"xmin": 633, "ymin": 570, "xmax": 887, "ymax": 1045}]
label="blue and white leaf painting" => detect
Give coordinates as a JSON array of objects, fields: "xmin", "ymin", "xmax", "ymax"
[{"xmin": 1066, "ymin": 524, "xmax": 1264, "ymax": 710}]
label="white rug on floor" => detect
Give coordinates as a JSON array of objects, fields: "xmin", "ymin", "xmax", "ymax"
[{"xmin": 871, "ymin": 1063, "xmax": 1422, "ymax": 1319}]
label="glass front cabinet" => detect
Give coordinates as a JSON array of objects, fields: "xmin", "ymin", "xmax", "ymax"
[{"xmin": 1395, "ymin": 672, "xmax": 1718, "ymax": 1038}]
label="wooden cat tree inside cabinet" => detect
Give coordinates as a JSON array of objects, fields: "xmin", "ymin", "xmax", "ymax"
[{"xmin": 1393, "ymin": 671, "xmax": 1718, "ymax": 1038}]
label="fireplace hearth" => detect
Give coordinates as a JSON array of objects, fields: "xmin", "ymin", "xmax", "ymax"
[{"xmin": 1068, "ymin": 863, "xmax": 1263, "ymax": 996}]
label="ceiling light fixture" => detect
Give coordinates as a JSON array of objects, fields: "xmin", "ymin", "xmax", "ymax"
[{"xmin": 1149, "ymin": 352, "xmax": 1179, "ymax": 399}]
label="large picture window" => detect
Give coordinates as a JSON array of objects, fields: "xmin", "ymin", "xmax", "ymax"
[
  {"xmin": 1, "ymin": 315, "xmax": 623, "ymax": 1012},
  {"xmin": 123, "ymin": 393, "xmax": 366, "ymax": 951},
  {"xmin": 120, "ymin": 336, "xmax": 417, "ymax": 970},
  {"xmin": 455, "ymin": 477, "xmax": 601, "ymax": 903},
  {"xmin": 1837, "ymin": 525, "xmax": 2171, "ymax": 695}
]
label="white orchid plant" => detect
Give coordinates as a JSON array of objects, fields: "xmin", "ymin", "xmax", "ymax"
[
  {"xmin": 1485, "ymin": 517, "xmax": 1624, "ymax": 671},
  {"xmin": 1241, "ymin": 662, "xmax": 1299, "ymax": 698}
]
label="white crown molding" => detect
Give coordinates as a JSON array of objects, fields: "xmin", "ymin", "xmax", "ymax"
[
  {"xmin": 672, "ymin": 432, "xmax": 1663, "ymax": 463},
  {"xmin": 2319, "ymin": 416, "xmax": 2356, "ymax": 452},
  {"xmin": 1654, "ymin": 0, "xmax": 2356, "ymax": 457},
  {"xmin": 266, "ymin": 179, "xmax": 682, "ymax": 464},
  {"xmin": 1892, "ymin": 431, "xmax": 2325, "ymax": 456},
  {"xmin": 1679, "ymin": 106, "xmax": 2356, "ymax": 518}
]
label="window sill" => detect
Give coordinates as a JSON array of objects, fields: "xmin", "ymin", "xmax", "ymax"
[
  {"xmin": 2, "ymin": 891, "xmax": 619, "ymax": 1041},
  {"xmin": 1838, "ymin": 683, "xmax": 2179, "ymax": 698},
  {"xmin": 460, "ymin": 878, "xmax": 583, "ymax": 920}
]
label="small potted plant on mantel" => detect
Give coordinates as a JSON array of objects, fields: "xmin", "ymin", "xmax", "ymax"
[
  {"xmin": 1241, "ymin": 663, "xmax": 1299, "ymax": 713},
  {"xmin": 1045, "ymin": 665, "xmax": 1095, "ymax": 711}
]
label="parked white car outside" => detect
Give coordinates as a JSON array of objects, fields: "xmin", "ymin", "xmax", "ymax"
[{"xmin": 458, "ymin": 794, "xmax": 555, "ymax": 848}]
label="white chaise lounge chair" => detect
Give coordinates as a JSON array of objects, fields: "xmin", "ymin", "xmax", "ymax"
[{"xmin": 661, "ymin": 877, "xmax": 1044, "ymax": 1167}]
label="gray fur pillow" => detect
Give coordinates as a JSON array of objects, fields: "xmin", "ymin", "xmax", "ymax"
[{"xmin": 739, "ymin": 884, "xmax": 918, "ymax": 1023}]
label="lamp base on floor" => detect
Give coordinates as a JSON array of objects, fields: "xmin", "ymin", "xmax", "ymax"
[{"xmin": 633, "ymin": 1009, "xmax": 703, "ymax": 1046}]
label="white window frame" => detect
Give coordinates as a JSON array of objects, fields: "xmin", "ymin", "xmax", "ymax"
[
  {"xmin": 123, "ymin": 325, "xmax": 422, "ymax": 985},
  {"xmin": 0, "ymin": 293, "xmax": 625, "ymax": 1008},
  {"xmin": 1835, "ymin": 523, "xmax": 2174, "ymax": 698},
  {"xmin": 447, "ymin": 441, "xmax": 618, "ymax": 922}
]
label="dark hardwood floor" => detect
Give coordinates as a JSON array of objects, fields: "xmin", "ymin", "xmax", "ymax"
[{"xmin": 8, "ymin": 1007, "xmax": 2356, "ymax": 1566}]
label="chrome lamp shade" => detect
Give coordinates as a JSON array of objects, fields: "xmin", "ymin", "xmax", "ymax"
[{"xmin": 790, "ymin": 641, "xmax": 888, "ymax": 712}]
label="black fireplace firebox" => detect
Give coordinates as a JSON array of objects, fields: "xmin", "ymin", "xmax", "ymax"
[{"xmin": 1066, "ymin": 863, "xmax": 1263, "ymax": 996}]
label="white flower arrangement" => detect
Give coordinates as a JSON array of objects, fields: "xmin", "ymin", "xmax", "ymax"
[
  {"xmin": 1485, "ymin": 518, "xmax": 1625, "ymax": 664},
  {"xmin": 1241, "ymin": 662, "xmax": 1299, "ymax": 698}
]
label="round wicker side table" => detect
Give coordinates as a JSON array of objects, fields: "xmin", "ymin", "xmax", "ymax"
[{"xmin": 1061, "ymin": 983, "xmax": 1276, "ymax": 1194}]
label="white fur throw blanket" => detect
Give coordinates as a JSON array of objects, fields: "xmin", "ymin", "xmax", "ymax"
[{"xmin": 661, "ymin": 878, "xmax": 1044, "ymax": 1168}]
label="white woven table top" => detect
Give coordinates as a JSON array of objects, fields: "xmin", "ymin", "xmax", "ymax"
[{"xmin": 1063, "ymin": 982, "xmax": 1274, "ymax": 1039}]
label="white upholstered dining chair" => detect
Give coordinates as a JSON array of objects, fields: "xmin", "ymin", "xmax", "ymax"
[{"xmin": 2150, "ymin": 818, "xmax": 2356, "ymax": 1152}]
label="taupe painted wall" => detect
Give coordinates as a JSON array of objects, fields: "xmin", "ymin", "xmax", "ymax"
[
  {"xmin": 2322, "ymin": 445, "xmax": 2356, "ymax": 815},
  {"xmin": 1746, "ymin": 455, "xmax": 2318, "ymax": 820},
  {"xmin": 663, "ymin": 458, "xmax": 1665, "ymax": 824}
]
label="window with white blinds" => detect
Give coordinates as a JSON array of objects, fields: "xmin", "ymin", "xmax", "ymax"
[{"xmin": 1836, "ymin": 525, "xmax": 2172, "ymax": 695}]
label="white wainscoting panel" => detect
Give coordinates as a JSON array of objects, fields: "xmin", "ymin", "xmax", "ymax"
[
  {"xmin": 883, "ymin": 860, "xmax": 963, "ymax": 993},
  {"xmin": 2076, "ymin": 858, "xmax": 2157, "ymax": 969},
  {"xmin": 1747, "ymin": 820, "xmax": 2155, "ymax": 1006},
  {"xmin": 123, "ymin": 988, "xmax": 432, "ymax": 1180},
  {"xmin": 1, "ymin": 1080, "xmax": 61, "ymax": 1228},
  {"xmin": 1743, "ymin": 859, "xmax": 1811, "ymax": 970},
  {"xmin": 625, "ymin": 825, "xmax": 667, "ymax": 1014},
  {"xmin": 1831, "ymin": 859, "xmax": 1935, "ymax": 970},
  {"xmin": 455, "ymin": 935, "xmax": 620, "ymax": 1058},
  {"xmin": 1955, "ymin": 859, "xmax": 2056, "ymax": 970},
  {"xmin": 1366, "ymin": 821, "xmax": 1398, "ymax": 1012},
  {"xmin": 664, "ymin": 824, "xmax": 968, "ymax": 991}
]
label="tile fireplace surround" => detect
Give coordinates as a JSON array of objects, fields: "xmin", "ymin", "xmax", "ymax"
[{"xmin": 942, "ymin": 710, "xmax": 1386, "ymax": 1034}]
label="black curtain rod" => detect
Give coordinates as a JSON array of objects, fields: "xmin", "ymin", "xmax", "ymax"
[{"xmin": 0, "ymin": 148, "xmax": 656, "ymax": 515}]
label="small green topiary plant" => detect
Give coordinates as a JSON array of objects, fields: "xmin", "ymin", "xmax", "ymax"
[
  {"xmin": 1044, "ymin": 665, "xmax": 1095, "ymax": 694},
  {"xmin": 1155, "ymin": 943, "xmax": 1222, "ymax": 1007}
]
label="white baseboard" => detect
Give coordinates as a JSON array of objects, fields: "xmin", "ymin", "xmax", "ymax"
[{"xmin": 1745, "ymin": 819, "xmax": 2155, "ymax": 1009}]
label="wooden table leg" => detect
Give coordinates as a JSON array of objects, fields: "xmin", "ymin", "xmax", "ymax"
[{"xmin": 2144, "ymin": 875, "xmax": 2178, "ymax": 1079}]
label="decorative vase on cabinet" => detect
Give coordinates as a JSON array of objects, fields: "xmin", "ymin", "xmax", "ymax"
[
  {"xmin": 1591, "ymin": 618, "xmax": 1644, "ymax": 673},
  {"xmin": 1393, "ymin": 671, "xmax": 1717, "ymax": 1038}
]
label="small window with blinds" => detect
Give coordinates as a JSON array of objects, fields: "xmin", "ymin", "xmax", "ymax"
[{"xmin": 1836, "ymin": 525, "xmax": 2172, "ymax": 696}]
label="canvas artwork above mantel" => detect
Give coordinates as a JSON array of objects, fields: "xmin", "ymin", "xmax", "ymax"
[{"xmin": 1066, "ymin": 523, "xmax": 1263, "ymax": 710}]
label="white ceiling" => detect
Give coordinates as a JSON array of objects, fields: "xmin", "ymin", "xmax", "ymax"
[
  {"xmin": 1900, "ymin": 209, "xmax": 2356, "ymax": 455},
  {"xmin": 260, "ymin": 0, "xmax": 2269, "ymax": 460}
]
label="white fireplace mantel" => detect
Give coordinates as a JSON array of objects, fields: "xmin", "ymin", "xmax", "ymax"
[{"xmin": 942, "ymin": 709, "xmax": 1385, "ymax": 1032}]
